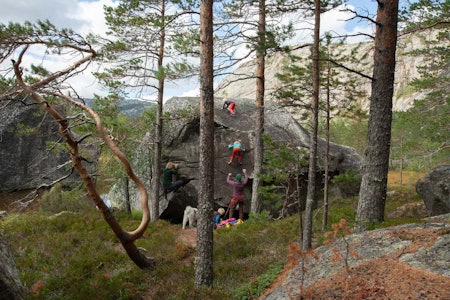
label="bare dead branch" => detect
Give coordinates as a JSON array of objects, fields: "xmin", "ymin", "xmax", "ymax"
[
  {"xmin": 399, "ymin": 21, "xmax": 450, "ymax": 37},
  {"xmin": 321, "ymin": 58, "xmax": 374, "ymax": 81}
]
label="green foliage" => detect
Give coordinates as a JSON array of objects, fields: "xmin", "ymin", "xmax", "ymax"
[
  {"xmin": 259, "ymin": 135, "xmax": 307, "ymax": 214},
  {"xmin": 99, "ymin": 0, "xmax": 198, "ymax": 97},
  {"xmin": 1, "ymin": 210, "xmax": 148, "ymax": 300},
  {"xmin": 331, "ymin": 169, "xmax": 360, "ymax": 186},
  {"xmin": 391, "ymin": 1, "xmax": 450, "ymax": 171},
  {"xmin": 13, "ymin": 123, "xmax": 38, "ymax": 136},
  {"xmin": 314, "ymin": 197, "xmax": 358, "ymax": 235},
  {"xmin": 274, "ymin": 33, "xmax": 368, "ymax": 124},
  {"xmin": 232, "ymin": 262, "xmax": 284, "ymax": 299},
  {"xmin": 39, "ymin": 184, "xmax": 92, "ymax": 214},
  {"xmin": 399, "ymin": 0, "xmax": 450, "ymax": 30},
  {"xmin": 327, "ymin": 117, "xmax": 368, "ymax": 155}
]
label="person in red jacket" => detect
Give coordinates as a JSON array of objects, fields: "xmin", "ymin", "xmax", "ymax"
[
  {"xmin": 226, "ymin": 169, "xmax": 248, "ymax": 220},
  {"xmin": 223, "ymin": 99, "xmax": 236, "ymax": 115}
]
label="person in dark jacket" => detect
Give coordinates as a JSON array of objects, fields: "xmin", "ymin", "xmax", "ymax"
[
  {"xmin": 162, "ymin": 162, "xmax": 196, "ymax": 199},
  {"xmin": 162, "ymin": 162, "xmax": 184, "ymax": 198},
  {"xmin": 226, "ymin": 169, "xmax": 248, "ymax": 220}
]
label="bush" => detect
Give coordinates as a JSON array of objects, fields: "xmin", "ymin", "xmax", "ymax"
[{"xmin": 39, "ymin": 184, "xmax": 92, "ymax": 214}]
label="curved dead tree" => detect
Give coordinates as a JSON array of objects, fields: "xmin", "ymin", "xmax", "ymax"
[{"xmin": 2, "ymin": 22, "xmax": 154, "ymax": 269}]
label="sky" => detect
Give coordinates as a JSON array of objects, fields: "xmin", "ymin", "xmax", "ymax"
[{"xmin": 0, "ymin": 0, "xmax": 379, "ymax": 101}]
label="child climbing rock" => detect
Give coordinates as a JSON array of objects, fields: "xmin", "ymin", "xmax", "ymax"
[{"xmin": 228, "ymin": 140, "xmax": 244, "ymax": 165}]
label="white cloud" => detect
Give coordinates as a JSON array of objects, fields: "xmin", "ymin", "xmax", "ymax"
[
  {"xmin": 75, "ymin": 0, "xmax": 117, "ymax": 35},
  {"xmin": 0, "ymin": 0, "xmax": 377, "ymax": 99},
  {"xmin": 0, "ymin": 0, "xmax": 118, "ymax": 98},
  {"xmin": 0, "ymin": 0, "xmax": 117, "ymax": 35},
  {"xmin": 180, "ymin": 88, "xmax": 199, "ymax": 98},
  {"xmin": 1, "ymin": 0, "xmax": 85, "ymax": 32}
]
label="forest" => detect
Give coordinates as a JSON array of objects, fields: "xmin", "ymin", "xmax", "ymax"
[{"xmin": 0, "ymin": 0, "xmax": 448, "ymax": 299}]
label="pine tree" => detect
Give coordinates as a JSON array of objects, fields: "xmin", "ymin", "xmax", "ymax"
[
  {"xmin": 99, "ymin": 0, "xmax": 198, "ymax": 220},
  {"xmin": 195, "ymin": 0, "xmax": 215, "ymax": 287},
  {"xmin": 356, "ymin": 0, "xmax": 399, "ymax": 232}
]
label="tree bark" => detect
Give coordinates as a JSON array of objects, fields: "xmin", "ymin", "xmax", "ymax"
[
  {"xmin": 0, "ymin": 235, "xmax": 25, "ymax": 300},
  {"xmin": 251, "ymin": 0, "xmax": 266, "ymax": 215},
  {"xmin": 151, "ymin": 0, "xmax": 166, "ymax": 221},
  {"xmin": 356, "ymin": 0, "xmax": 399, "ymax": 232},
  {"xmin": 302, "ymin": 0, "xmax": 321, "ymax": 250},
  {"xmin": 125, "ymin": 177, "xmax": 131, "ymax": 215},
  {"xmin": 195, "ymin": 0, "xmax": 215, "ymax": 287},
  {"xmin": 322, "ymin": 60, "xmax": 331, "ymax": 232}
]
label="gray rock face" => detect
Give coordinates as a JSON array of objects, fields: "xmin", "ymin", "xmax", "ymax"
[
  {"xmin": 0, "ymin": 235, "xmax": 25, "ymax": 300},
  {"xmin": 109, "ymin": 97, "xmax": 361, "ymax": 221},
  {"xmin": 416, "ymin": 165, "xmax": 450, "ymax": 216},
  {"xmin": 215, "ymin": 29, "xmax": 444, "ymax": 113},
  {"xmin": 0, "ymin": 100, "xmax": 99, "ymax": 192}
]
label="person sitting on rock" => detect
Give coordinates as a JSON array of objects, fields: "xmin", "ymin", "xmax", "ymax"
[
  {"xmin": 228, "ymin": 140, "xmax": 244, "ymax": 165},
  {"xmin": 223, "ymin": 99, "xmax": 236, "ymax": 115},
  {"xmin": 213, "ymin": 207, "xmax": 226, "ymax": 229}
]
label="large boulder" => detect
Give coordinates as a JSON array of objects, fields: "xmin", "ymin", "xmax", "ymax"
[
  {"xmin": 416, "ymin": 165, "xmax": 450, "ymax": 216},
  {"xmin": 108, "ymin": 97, "xmax": 361, "ymax": 222},
  {"xmin": 0, "ymin": 100, "xmax": 99, "ymax": 192}
]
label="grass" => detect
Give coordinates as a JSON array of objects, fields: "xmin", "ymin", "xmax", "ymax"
[{"xmin": 0, "ymin": 171, "xmax": 428, "ymax": 299}]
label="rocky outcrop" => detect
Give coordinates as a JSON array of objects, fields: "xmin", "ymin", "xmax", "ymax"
[
  {"xmin": 416, "ymin": 165, "xmax": 450, "ymax": 216},
  {"xmin": 215, "ymin": 29, "xmax": 446, "ymax": 113},
  {"xmin": 261, "ymin": 220, "xmax": 450, "ymax": 299},
  {"xmin": 0, "ymin": 100, "xmax": 99, "ymax": 192},
  {"xmin": 108, "ymin": 97, "xmax": 361, "ymax": 222},
  {"xmin": 0, "ymin": 235, "xmax": 25, "ymax": 300}
]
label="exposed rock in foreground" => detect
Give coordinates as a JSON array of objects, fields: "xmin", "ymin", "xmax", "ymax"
[{"xmin": 261, "ymin": 218, "xmax": 450, "ymax": 299}]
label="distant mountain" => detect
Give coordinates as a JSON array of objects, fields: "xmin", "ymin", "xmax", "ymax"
[
  {"xmin": 84, "ymin": 98, "xmax": 155, "ymax": 118},
  {"xmin": 117, "ymin": 99, "xmax": 155, "ymax": 118}
]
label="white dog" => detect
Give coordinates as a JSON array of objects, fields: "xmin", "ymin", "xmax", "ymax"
[{"xmin": 182, "ymin": 206, "xmax": 198, "ymax": 229}]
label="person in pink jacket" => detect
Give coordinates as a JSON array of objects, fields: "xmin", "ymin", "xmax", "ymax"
[{"xmin": 226, "ymin": 169, "xmax": 248, "ymax": 220}]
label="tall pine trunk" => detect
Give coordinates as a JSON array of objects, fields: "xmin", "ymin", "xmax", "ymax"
[
  {"xmin": 195, "ymin": 0, "xmax": 215, "ymax": 287},
  {"xmin": 356, "ymin": 0, "xmax": 399, "ymax": 232},
  {"xmin": 322, "ymin": 60, "xmax": 331, "ymax": 232},
  {"xmin": 151, "ymin": 0, "xmax": 166, "ymax": 221},
  {"xmin": 251, "ymin": 0, "xmax": 266, "ymax": 214},
  {"xmin": 302, "ymin": 0, "xmax": 320, "ymax": 250}
]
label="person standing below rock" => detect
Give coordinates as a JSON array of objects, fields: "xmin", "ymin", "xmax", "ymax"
[
  {"xmin": 223, "ymin": 99, "xmax": 236, "ymax": 115},
  {"xmin": 226, "ymin": 169, "xmax": 248, "ymax": 220},
  {"xmin": 228, "ymin": 140, "xmax": 244, "ymax": 165}
]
